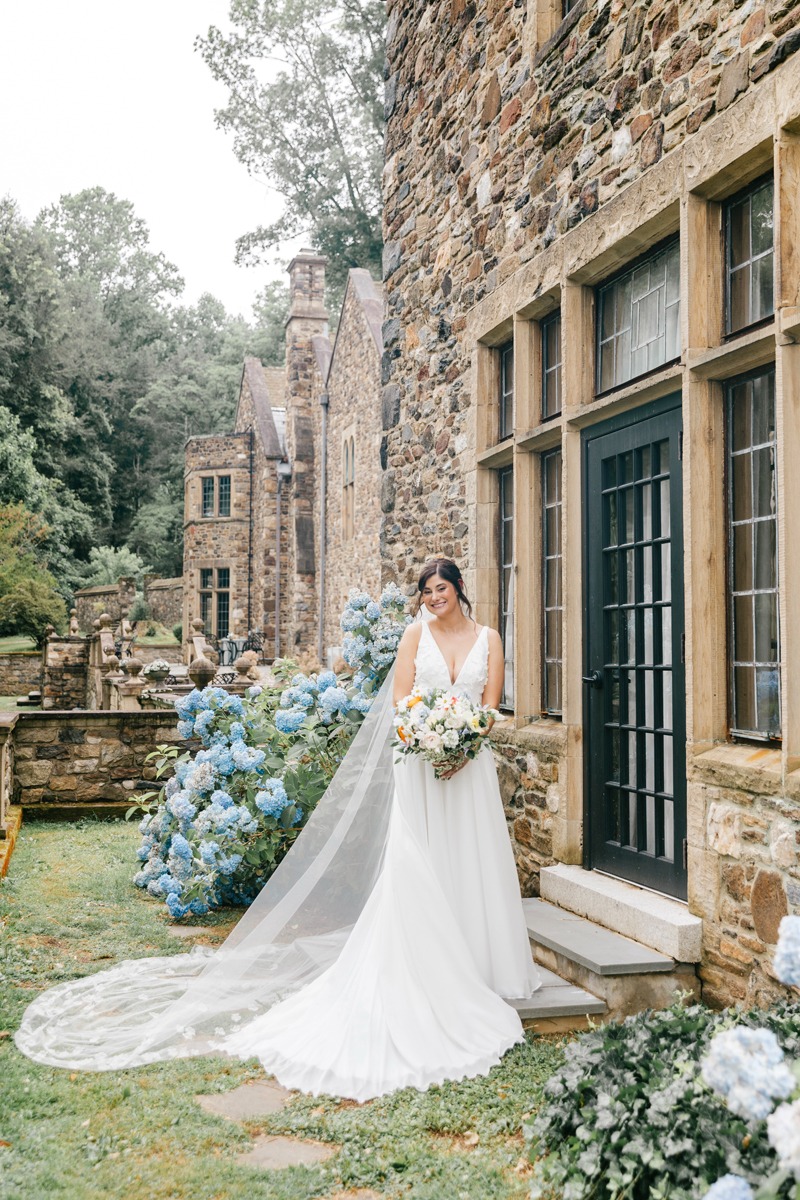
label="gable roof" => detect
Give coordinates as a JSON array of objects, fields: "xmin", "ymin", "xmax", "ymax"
[
  {"xmin": 325, "ymin": 269, "xmax": 383, "ymax": 387},
  {"xmin": 235, "ymin": 357, "xmax": 284, "ymax": 459}
]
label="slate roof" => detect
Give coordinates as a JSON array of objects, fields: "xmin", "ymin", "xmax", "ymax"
[{"xmin": 236, "ymin": 357, "xmax": 284, "ymax": 459}]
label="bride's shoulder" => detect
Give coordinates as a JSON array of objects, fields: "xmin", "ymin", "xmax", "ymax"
[
  {"xmin": 483, "ymin": 625, "xmax": 503, "ymax": 653},
  {"xmin": 399, "ymin": 621, "xmax": 424, "ymax": 648}
]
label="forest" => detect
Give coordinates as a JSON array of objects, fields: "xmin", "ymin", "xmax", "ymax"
[{"xmin": 0, "ymin": 0, "xmax": 384, "ymax": 641}]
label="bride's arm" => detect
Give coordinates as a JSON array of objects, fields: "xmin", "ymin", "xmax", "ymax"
[
  {"xmin": 392, "ymin": 622, "xmax": 423, "ymax": 706},
  {"xmin": 480, "ymin": 628, "xmax": 505, "ymax": 722}
]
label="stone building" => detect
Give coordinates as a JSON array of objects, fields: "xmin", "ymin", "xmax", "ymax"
[
  {"xmin": 183, "ymin": 252, "xmax": 384, "ymax": 666},
  {"xmin": 382, "ymin": 0, "xmax": 800, "ymax": 1005}
]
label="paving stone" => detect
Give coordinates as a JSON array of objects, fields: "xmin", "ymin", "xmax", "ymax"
[
  {"xmin": 237, "ymin": 1134, "xmax": 336, "ymax": 1169},
  {"xmin": 196, "ymin": 1079, "xmax": 292, "ymax": 1120}
]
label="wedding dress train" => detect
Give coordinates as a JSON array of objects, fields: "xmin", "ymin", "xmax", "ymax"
[{"xmin": 15, "ymin": 620, "xmax": 539, "ymax": 1101}]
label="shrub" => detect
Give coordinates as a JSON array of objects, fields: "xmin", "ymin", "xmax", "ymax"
[
  {"xmin": 128, "ymin": 593, "xmax": 151, "ymax": 622},
  {"xmin": 79, "ymin": 545, "xmax": 151, "ymax": 589},
  {"xmin": 526, "ymin": 1000, "xmax": 800, "ymax": 1200},
  {"xmin": 0, "ymin": 577, "xmax": 67, "ymax": 646},
  {"xmin": 132, "ymin": 584, "xmax": 411, "ymax": 918},
  {"xmin": 172, "ymin": 623, "xmax": 182, "ymax": 644}
]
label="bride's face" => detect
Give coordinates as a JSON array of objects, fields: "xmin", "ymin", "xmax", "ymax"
[{"xmin": 422, "ymin": 574, "xmax": 459, "ymax": 617}]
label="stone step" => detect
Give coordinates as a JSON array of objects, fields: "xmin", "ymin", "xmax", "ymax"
[
  {"xmin": 523, "ymin": 898, "xmax": 674, "ymax": 975},
  {"xmin": 540, "ymin": 864, "xmax": 702, "ymax": 962},
  {"xmin": 523, "ymin": 896, "xmax": 700, "ymax": 1018},
  {"xmin": 506, "ymin": 963, "xmax": 606, "ymax": 1027}
]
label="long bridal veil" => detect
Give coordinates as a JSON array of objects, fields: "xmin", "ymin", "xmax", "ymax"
[{"xmin": 15, "ymin": 674, "xmax": 397, "ymax": 1071}]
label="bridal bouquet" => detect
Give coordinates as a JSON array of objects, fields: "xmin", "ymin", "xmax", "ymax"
[{"xmin": 393, "ymin": 687, "xmax": 498, "ymax": 779}]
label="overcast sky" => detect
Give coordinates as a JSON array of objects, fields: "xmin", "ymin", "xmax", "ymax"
[{"xmin": 0, "ymin": 1, "xmax": 295, "ymax": 319}]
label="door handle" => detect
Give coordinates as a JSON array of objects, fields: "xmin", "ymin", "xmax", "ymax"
[{"xmin": 582, "ymin": 670, "xmax": 603, "ymax": 689}]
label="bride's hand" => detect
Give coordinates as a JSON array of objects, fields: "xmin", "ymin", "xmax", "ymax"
[{"xmin": 439, "ymin": 756, "xmax": 469, "ymax": 780}]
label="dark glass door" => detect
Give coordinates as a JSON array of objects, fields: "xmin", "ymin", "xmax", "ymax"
[{"xmin": 583, "ymin": 397, "xmax": 686, "ymax": 899}]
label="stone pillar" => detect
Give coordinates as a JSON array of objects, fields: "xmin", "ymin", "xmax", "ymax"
[{"xmin": 284, "ymin": 250, "xmax": 329, "ymax": 655}]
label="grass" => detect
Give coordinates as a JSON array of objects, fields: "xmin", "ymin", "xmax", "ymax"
[
  {"xmin": 1, "ymin": 822, "xmax": 567, "ymax": 1200},
  {"xmin": 0, "ymin": 696, "xmax": 40, "ymax": 713},
  {"xmin": 0, "ymin": 636, "xmax": 37, "ymax": 653}
]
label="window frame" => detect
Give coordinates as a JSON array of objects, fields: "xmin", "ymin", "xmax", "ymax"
[
  {"xmin": 541, "ymin": 448, "xmax": 563, "ymax": 718},
  {"xmin": 541, "ymin": 309, "xmax": 562, "ymax": 422},
  {"xmin": 725, "ymin": 364, "xmax": 781, "ymax": 743},
  {"xmin": 723, "ymin": 173, "xmax": 775, "ymax": 339},
  {"xmin": 498, "ymin": 465, "xmax": 514, "ymax": 710},
  {"xmin": 595, "ymin": 235, "xmax": 681, "ymax": 398},
  {"xmin": 499, "ymin": 341, "xmax": 514, "ymax": 441}
]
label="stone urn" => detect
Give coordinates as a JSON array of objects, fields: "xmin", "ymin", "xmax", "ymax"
[
  {"xmin": 144, "ymin": 664, "xmax": 170, "ymax": 684},
  {"xmin": 188, "ymin": 656, "xmax": 217, "ymax": 690},
  {"xmin": 235, "ymin": 651, "xmax": 259, "ymax": 680},
  {"xmin": 126, "ymin": 657, "xmax": 145, "ymax": 677}
]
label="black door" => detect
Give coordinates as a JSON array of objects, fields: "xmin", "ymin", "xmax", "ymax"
[{"xmin": 583, "ymin": 396, "xmax": 686, "ymax": 899}]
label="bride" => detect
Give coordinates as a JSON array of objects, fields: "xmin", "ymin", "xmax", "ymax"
[{"xmin": 15, "ymin": 558, "xmax": 540, "ymax": 1102}]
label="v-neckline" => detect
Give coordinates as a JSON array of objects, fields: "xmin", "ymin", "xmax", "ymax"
[{"xmin": 424, "ymin": 621, "xmax": 484, "ymax": 687}]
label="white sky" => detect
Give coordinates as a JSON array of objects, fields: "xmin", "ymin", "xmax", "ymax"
[{"xmin": 0, "ymin": 1, "xmax": 297, "ymax": 319}]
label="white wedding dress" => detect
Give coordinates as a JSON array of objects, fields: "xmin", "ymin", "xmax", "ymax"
[{"xmin": 15, "ymin": 622, "xmax": 539, "ymax": 1101}]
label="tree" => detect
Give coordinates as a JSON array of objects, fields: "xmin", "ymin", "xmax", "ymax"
[
  {"xmin": 79, "ymin": 545, "xmax": 152, "ymax": 589},
  {"xmin": 0, "ymin": 578, "xmax": 67, "ymax": 645},
  {"xmin": 252, "ymin": 280, "xmax": 289, "ymax": 366},
  {"xmin": 197, "ymin": 0, "xmax": 385, "ymax": 300}
]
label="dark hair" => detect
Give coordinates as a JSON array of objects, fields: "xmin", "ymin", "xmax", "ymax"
[{"xmin": 415, "ymin": 557, "xmax": 474, "ymax": 619}]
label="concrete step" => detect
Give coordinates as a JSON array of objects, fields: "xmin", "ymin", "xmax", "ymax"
[
  {"xmin": 540, "ymin": 864, "xmax": 702, "ymax": 962},
  {"xmin": 525, "ymin": 893, "xmax": 701, "ymax": 1018},
  {"xmin": 523, "ymin": 898, "xmax": 674, "ymax": 975},
  {"xmin": 506, "ymin": 963, "xmax": 606, "ymax": 1032}
]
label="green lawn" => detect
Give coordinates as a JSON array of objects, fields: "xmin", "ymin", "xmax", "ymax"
[
  {"xmin": 0, "ymin": 636, "xmax": 37, "ymax": 653},
  {"xmin": 0, "ymin": 696, "xmax": 40, "ymax": 713},
  {"xmin": 0, "ymin": 822, "xmax": 566, "ymax": 1200}
]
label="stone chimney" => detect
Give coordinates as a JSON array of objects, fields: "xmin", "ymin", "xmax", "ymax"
[{"xmin": 283, "ymin": 249, "xmax": 329, "ymax": 653}]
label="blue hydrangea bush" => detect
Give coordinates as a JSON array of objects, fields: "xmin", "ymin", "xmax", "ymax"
[
  {"xmin": 133, "ymin": 585, "xmax": 410, "ymax": 919},
  {"xmin": 525, "ymin": 992, "xmax": 800, "ymax": 1200}
]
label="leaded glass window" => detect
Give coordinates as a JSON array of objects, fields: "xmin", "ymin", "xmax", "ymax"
[
  {"xmin": 499, "ymin": 342, "xmax": 514, "ymax": 440},
  {"xmin": 218, "ymin": 475, "xmax": 231, "ymax": 517},
  {"xmin": 202, "ymin": 477, "xmax": 215, "ymax": 517},
  {"xmin": 725, "ymin": 176, "xmax": 774, "ymax": 335},
  {"xmin": 542, "ymin": 450, "xmax": 563, "ymax": 715},
  {"xmin": 727, "ymin": 366, "xmax": 780, "ymax": 740},
  {"xmin": 541, "ymin": 311, "xmax": 562, "ymax": 421},
  {"xmin": 499, "ymin": 467, "xmax": 514, "ymax": 707},
  {"xmin": 216, "ymin": 568, "xmax": 230, "ymax": 640},
  {"xmin": 597, "ymin": 239, "xmax": 680, "ymax": 393}
]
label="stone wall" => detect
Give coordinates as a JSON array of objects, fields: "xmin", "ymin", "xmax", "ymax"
[
  {"xmin": 143, "ymin": 577, "xmax": 183, "ymax": 629},
  {"xmin": 74, "ymin": 578, "xmax": 137, "ymax": 632},
  {"xmin": 11, "ymin": 710, "xmax": 188, "ymax": 818},
  {"xmin": 323, "ymin": 270, "xmax": 384, "ymax": 655},
  {"xmin": 41, "ymin": 637, "xmax": 90, "ymax": 710},
  {"xmin": 0, "ymin": 652, "xmax": 41, "ymax": 696}
]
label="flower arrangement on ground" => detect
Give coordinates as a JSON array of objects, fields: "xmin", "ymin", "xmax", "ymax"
[
  {"xmin": 133, "ymin": 585, "xmax": 410, "ymax": 919},
  {"xmin": 393, "ymin": 687, "xmax": 497, "ymax": 778}
]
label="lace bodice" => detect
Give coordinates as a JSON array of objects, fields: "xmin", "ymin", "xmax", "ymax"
[{"xmin": 413, "ymin": 621, "xmax": 489, "ymax": 704}]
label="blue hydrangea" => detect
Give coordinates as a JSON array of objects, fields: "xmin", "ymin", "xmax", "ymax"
[
  {"xmin": 275, "ymin": 708, "xmax": 307, "ymax": 734},
  {"xmin": 217, "ymin": 852, "xmax": 243, "ymax": 876},
  {"xmin": 174, "ymin": 689, "xmax": 204, "ymax": 720},
  {"xmin": 320, "ymin": 686, "xmax": 350, "ymax": 714},
  {"xmin": 255, "ymin": 778, "xmax": 290, "ymax": 817},
  {"xmin": 167, "ymin": 791, "xmax": 197, "ymax": 824},
  {"xmin": 199, "ymin": 840, "xmax": 220, "ymax": 865},
  {"xmin": 340, "ymin": 609, "xmax": 363, "ymax": 632},
  {"xmin": 177, "ymin": 719, "xmax": 195, "ymax": 740},
  {"xmin": 209, "ymin": 789, "xmax": 234, "ymax": 809},
  {"xmin": 230, "ymin": 740, "xmax": 265, "ymax": 771},
  {"xmin": 316, "ymin": 670, "xmax": 337, "ymax": 691},
  {"xmin": 342, "ymin": 634, "xmax": 367, "ymax": 667},
  {"xmin": 158, "ymin": 874, "xmax": 183, "ymax": 896},
  {"xmin": 351, "ymin": 693, "xmax": 374, "ymax": 714},
  {"xmin": 365, "ymin": 601, "xmax": 381, "ymax": 621},
  {"xmin": 703, "ymin": 1175, "xmax": 754, "ymax": 1200},
  {"xmin": 165, "ymin": 892, "xmax": 189, "ymax": 919},
  {"xmin": 347, "ymin": 589, "xmax": 371, "ymax": 610},
  {"xmin": 247, "ymin": 684, "xmax": 263, "ymax": 698},
  {"xmin": 291, "ymin": 673, "xmax": 317, "ymax": 693},
  {"xmin": 702, "ymin": 1026, "xmax": 795, "ymax": 1120},
  {"xmin": 774, "ymin": 915, "xmax": 800, "ymax": 987},
  {"xmin": 229, "ymin": 721, "xmax": 245, "ymax": 741},
  {"xmin": 380, "ymin": 582, "xmax": 407, "ymax": 608},
  {"xmin": 164, "ymin": 776, "xmax": 180, "ymax": 799},
  {"xmin": 169, "ymin": 833, "xmax": 193, "ymax": 862}
]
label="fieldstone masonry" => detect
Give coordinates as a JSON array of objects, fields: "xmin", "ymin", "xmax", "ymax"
[{"xmin": 0, "ymin": 653, "xmax": 41, "ymax": 697}]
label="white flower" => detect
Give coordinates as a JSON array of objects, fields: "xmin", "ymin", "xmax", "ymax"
[
  {"xmin": 702, "ymin": 1026, "xmax": 794, "ymax": 1120},
  {"xmin": 443, "ymin": 730, "xmax": 460, "ymax": 750},
  {"xmin": 768, "ymin": 1098, "xmax": 800, "ymax": 1176},
  {"xmin": 774, "ymin": 915, "xmax": 800, "ymax": 987},
  {"xmin": 703, "ymin": 1175, "xmax": 754, "ymax": 1200}
]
